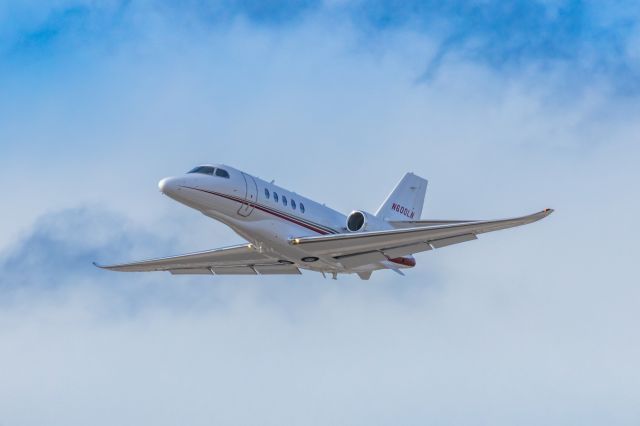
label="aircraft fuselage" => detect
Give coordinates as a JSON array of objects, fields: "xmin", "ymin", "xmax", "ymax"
[{"xmin": 158, "ymin": 164, "xmax": 413, "ymax": 274}]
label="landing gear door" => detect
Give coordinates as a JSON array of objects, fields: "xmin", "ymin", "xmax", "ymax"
[{"xmin": 237, "ymin": 173, "xmax": 258, "ymax": 217}]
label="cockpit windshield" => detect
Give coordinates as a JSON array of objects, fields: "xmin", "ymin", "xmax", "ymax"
[
  {"xmin": 187, "ymin": 165, "xmax": 231, "ymax": 178},
  {"xmin": 187, "ymin": 166, "xmax": 215, "ymax": 175},
  {"xmin": 215, "ymin": 168, "xmax": 230, "ymax": 178}
]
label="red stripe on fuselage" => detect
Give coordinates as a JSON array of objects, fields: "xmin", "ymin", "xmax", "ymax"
[
  {"xmin": 183, "ymin": 186, "xmax": 335, "ymax": 235},
  {"xmin": 182, "ymin": 186, "xmax": 417, "ymax": 268}
]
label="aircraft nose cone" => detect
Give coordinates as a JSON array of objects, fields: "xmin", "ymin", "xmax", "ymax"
[{"xmin": 158, "ymin": 177, "xmax": 178, "ymax": 195}]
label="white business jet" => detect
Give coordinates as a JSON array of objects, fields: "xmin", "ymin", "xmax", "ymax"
[{"xmin": 95, "ymin": 164, "xmax": 552, "ymax": 280}]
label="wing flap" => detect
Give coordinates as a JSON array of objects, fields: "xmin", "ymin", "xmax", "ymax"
[
  {"xmin": 291, "ymin": 209, "xmax": 553, "ymax": 258},
  {"xmin": 170, "ymin": 268, "xmax": 213, "ymax": 275},
  {"xmin": 335, "ymin": 251, "xmax": 388, "ymax": 268},
  {"xmin": 212, "ymin": 266, "xmax": 258, "ymax": 275},
  {"xmin": 381, "ymin": 242, "xmax": 432, "ymax": 258},
  {"xmin": 430, "ymin": 233, "xmax": 477, "ymax": 248},
  {"xmin": 254, "ymin": 264, "xmax": 302, "ymax": 275},
  {"xmin": 165, "ymin": 264, "xmax": 301, "ymax": 275}
]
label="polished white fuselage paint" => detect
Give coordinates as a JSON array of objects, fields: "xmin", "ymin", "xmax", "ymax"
[{"xmin": 158, "ymin": 164, "xmax": 412, "ymax": 274}]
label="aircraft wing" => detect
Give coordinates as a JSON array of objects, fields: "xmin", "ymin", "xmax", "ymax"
[
  {"xmin": 290, "ymin": 209, "xmax": 553, "ymax": 266},
  {"xmin": 387, "ymin": 219, "xmax": 471, "ymax": 228},
  {"xmin": 94, "ymin": 244, "xmax": 301, "ymax": 275}
]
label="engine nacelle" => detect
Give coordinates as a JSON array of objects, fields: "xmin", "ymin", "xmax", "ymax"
[{"xmin": 346, "ymin": 210, "xmax": 393, "ymax": 232}]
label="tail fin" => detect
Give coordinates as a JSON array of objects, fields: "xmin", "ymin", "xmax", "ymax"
[{"xmin": 375, "ymin": 173, "xmax": 428, "ymax": 221}]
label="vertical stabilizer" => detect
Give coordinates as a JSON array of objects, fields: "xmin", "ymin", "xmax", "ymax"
[{"xmin": 375, "ymin": 173, "xmax": 428, "ymax": 221}]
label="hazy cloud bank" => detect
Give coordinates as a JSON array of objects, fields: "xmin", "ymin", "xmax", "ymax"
[
  {"xmin": 0, "ymin": 192, "xmax": 638, "ymax": 425},
  {"xmin": 1, "ymin": 0, "xmax": 639, "ymax": 424}
]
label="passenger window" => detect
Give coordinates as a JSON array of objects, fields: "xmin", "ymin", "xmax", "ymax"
[
  {"xmin": 273, "ymin": 192, "xmax": 279, "ymax": 203},
  {"xmin": 282, "ymin": 196, "xmax": 288, "ymax": 207},
  {"xmin": 264, "ymin": 188, "xmax": 270, "ymax": 199},
  {"xmin": 215, "ymin": 168, "xmax": 230, "ymax": 178},
  {"xmin": 291, "ymin": 199, "xmax": 296, "ymax": 210},
  {"xmin": 187, "ymin": 166, "xmax": 215, "ymax": 175},
  {"xmin": 300, "ymin": 203, "xmax": 305, "ymax": 214}
]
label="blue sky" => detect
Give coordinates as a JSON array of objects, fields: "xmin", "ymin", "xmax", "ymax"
[{"xmin": 1, "ymin": 1, "xmax": 639, "ymax": 425}]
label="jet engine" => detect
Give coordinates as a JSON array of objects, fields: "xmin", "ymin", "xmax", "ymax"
[{"xmin": 346, "ymin": 210, "xmax": 393, "ymax": 232}]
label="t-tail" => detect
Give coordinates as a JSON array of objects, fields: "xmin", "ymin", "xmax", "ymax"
[{"xmin": 375, "ymin": 173, "xmax": 428, "ymax": 221}]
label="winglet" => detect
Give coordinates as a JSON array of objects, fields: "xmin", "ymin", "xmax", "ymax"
[
  {"xmin": 93, "ymin": 261, "xmax": 118, "ymax": 271},
  {"xmin": 524, "ymin": 208, "xmax": 553, "ymax": 223}
]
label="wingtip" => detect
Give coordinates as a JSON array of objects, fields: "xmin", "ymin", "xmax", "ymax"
[{"xmin": 543, "ymin": 208, "xmax": 554, "ymax": 215}]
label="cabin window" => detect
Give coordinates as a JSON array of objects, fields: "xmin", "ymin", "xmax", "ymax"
[
  {"xmin": 264, "ymin": 188, "xmax": 270, "ymax": 199},
  {"xmin": 300, "ymin": 203, "xmax": 305, "ymax": 213},
  {"xmin": 291, "ymin": 199, "xmax": 296, "ymax": 210},
  {"xmin": 187, "ymin": 166, "xmax": 215, "ymax": 175},
  {"xmin": 215, "ymin": 168, "xmax": 230, "ymax": 178},
  {"xmin": 282, "ymin": 196, "xmax": 288, "ymax": 207},
  {"xmin": 273, "ymin": 192, "xmax": 279, "ymax": 203}
]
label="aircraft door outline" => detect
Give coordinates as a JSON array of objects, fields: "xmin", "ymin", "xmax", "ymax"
[{"xmin": 237, "ymin": 172, "xmax": 258, "ymax": 217}]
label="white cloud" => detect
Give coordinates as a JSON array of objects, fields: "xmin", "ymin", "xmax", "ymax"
[
  {"xmin": 1, "ymin": 3, "xmax": 639, "ymax": 424},
  {"xmin": 1, "ymin": 262, "xmax": 638, "ymax": 425}
]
